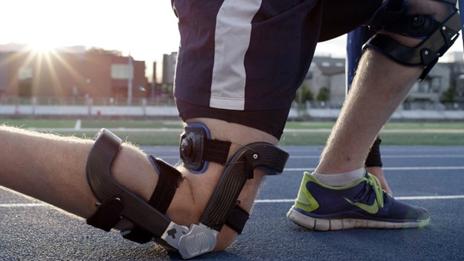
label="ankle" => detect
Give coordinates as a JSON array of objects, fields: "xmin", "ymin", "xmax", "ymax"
[{"xmin": 313, "ymin": 168, "xmax": 365, "ymax": 187}]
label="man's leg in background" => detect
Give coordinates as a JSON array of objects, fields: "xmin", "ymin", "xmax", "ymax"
[
  {"xmin": 288, "ymin": 0, "xmax": 458, "ymax": 230},
  {"xmin": 347, "ymin": 26, "xmax": 391, "ymax": 194},
  {"xmin": 316, "ymin": 0, "xmax": 453, "ymax": 174}
]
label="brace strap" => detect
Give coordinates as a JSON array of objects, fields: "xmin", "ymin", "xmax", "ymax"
[
  {"xmin": 203, "ymin": 139, "xmax": 231, "ymax": 164},
  {"xmin": 225, "ymin": 205, "xmax": 249, "ymax": 234},
  {"xmin": 121, "ymin": 157, "xmax": 182, "ymax": 243}
]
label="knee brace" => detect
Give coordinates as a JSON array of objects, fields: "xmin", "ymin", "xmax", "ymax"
[
  {"xmin": 85, "ymin": 127, "xmax": 288, "ymax": 259},
  {"xmin": 365, "ymin": 0, "xmax": 461, "ymax": 79}
]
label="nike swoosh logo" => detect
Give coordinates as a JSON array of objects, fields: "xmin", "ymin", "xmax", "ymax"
[{"xmin": 344, "ymin": 198, "xmax": 379, "ymax": 214}]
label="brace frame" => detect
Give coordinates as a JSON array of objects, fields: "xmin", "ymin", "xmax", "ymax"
[
  {"xmin": 85, "ymin": 129, "xmax": 288, "ymax": 259},
  {"xmin": 365, "ymin": 0, "xmax": 461, "ymax": 79}
]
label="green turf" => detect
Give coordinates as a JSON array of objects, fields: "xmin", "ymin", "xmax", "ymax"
[
  {"xmin": 0, "ymin": 119, "xmax": 183, "ymax": 129},
  {"xmin": 1, "ymin": 118, "xmax": 462, "ymax": 146},
  {"xmin": 0, "ymin": 119, "xmax": 75, "ymax": 128},
  {"xmin": 382, "ymin": 122, "xmax": 464, "ymax": 130},
  {"xmin": 81, "ymin": 119, "xmax": 183, "ymax": 129},
  {"xmin": 2, "ymin": 118, "xmax": 463, "ymax": 130}
]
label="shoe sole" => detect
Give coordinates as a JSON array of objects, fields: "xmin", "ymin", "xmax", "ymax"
[{"xmin": 287, "ymin": 208, "xmax": 430, "ymax": 231}]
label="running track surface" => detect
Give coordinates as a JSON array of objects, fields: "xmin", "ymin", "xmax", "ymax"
[{"xmin": 1, "ymin": 146, "xmax": 464, "ymax": 260}]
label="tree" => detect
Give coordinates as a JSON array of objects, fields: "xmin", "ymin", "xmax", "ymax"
[
  {"xmin": 296, "ymin": 83, "xmax": 314, "ymax": 104},
  {"xmin": 317, "ymin": 87, "xmax": 330, "ymax": 102},
  {"xmin": 440, "ymin": 86, "xmax": 456, "ymax": 104}
]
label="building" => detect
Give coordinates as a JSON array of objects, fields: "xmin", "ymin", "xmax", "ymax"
[
  {"xmin": 302, "ymin": 56, "xmax": 346, "ymax": 107},
  {"xmin": 0, "ymin": 48, "xmax": 148, "ymax": 102},
  {"xmin": 405, "ymin": 63, "xmax": 451, "ymax": 109},
  {"xmin": 446, "ymin": 51, "xmax": 464, "ymax": 108},
  {"xmin": 302, "ymin": 54, "xmax": 464, "ymax": 110}
]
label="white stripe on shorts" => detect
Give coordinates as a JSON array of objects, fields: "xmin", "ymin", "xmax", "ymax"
[{"xmin": 210, "ymin": 0, "xmax": 263, "ymax": 110}]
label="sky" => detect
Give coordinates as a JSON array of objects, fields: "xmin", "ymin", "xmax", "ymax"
[
  {"xmin": 0, "ymin": 0, "xmax": 463, "ymax": 71},
  {"xmin": 0, "ymin": 0, "xmax": 179, "ymax": 62}
]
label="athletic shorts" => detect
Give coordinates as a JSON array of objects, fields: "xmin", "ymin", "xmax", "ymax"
[{"xmin": 173, "ymin": 0, "xmax": 382, "ymax": 139}]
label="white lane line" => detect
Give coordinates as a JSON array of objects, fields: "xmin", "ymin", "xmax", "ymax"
[
  {"xmin": 255, "ymin": 195, "xmax": 464, "ymax": 204},
  {"xmin": 2, "ymin": 195, "xmax": 464, "ymax": 208},
  {"xmin": 396, "ymin": 195, "xmax": 464, "ymax": 200},
  {"xmin": 285, "ymin": 166, "xmax": 464, "ymax": 172}
]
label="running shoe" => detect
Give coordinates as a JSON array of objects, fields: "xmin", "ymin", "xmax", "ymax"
[{"xmin": 287, "ymin": 172, "xmax": 430, "ymax": 230}]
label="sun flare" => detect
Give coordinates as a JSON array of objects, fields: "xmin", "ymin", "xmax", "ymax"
[{"xmin": 27, "ymin": 40, "xmax": 58, "ymax": 54}]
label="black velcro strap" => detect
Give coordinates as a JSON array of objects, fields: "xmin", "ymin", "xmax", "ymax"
[
  {"xmin": 203, "ymin": 139, "xmax": 231, "ymax": 165},
  {"xmin": 121, "ymin": 157, "xmax": 182, "ymax": 244},
  {"xmin": 148, "ymin": 157, "xmax": 182, "ymax": 213},
  {"xmin": 87, "ymin": 198, "xmax": 124, "ymax": 232},
  {"xmin": 225, "ymin": 205, "xmax": 249, "ymax": 234}
]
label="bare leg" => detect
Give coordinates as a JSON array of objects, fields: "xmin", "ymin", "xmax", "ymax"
[
  {"xmin": 0, "ymin": 119, "xmax": 275, "ymax": 251},
  {"xmin": 316, "ymin": 0, "xmax": 449, "ymax": 174},
  {"xmin": 315, "ymin": 50, "xmax": 420, "ymax": 173}
]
